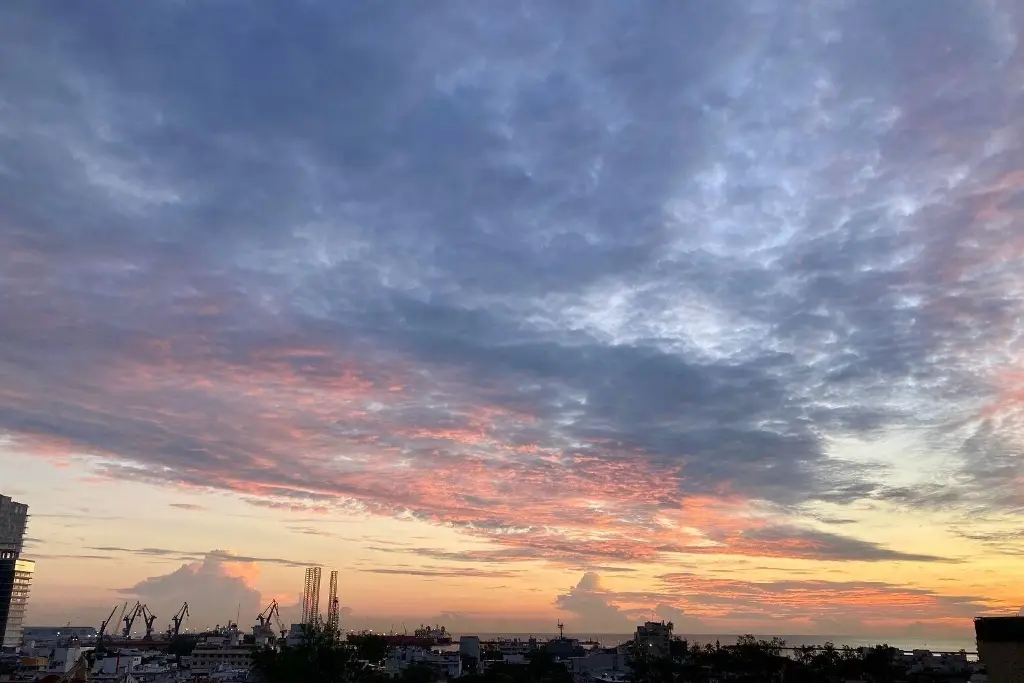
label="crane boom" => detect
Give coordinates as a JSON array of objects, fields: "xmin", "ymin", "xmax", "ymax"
[
  {"xmin": 115, "ymin": 602, "xmax": 128, "ymax": 631},
  {"xmin": 99, "ymin": 604, "xmax": 118, "ymax": 635},
  {"xmin": 270, "ymin": 601, "xmax": 286, "ymax": 638},
  {"xmin": 57, "ymin": 652, "xmax": 89, "ymax": 683},
  {"xmin": 256, "ymin": 599, "xmax": 277, "ymax": 627}
]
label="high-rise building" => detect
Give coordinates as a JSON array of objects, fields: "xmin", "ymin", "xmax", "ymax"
[
  {"xmin": 2, "ymin": 560, "xmax": 33, "ymax": 648},
  {"xmin": 0, "ymin": 495, "xmax": 28, "ymax": 557},
  {"xmin": 634, "ymin": 620, "xmax": 673, "ymax": 658},
  {"xmin": 0, "ymin": 495, "xmax": 30, "ymax": 649}
]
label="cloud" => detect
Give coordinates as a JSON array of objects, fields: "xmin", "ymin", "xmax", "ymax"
[
  {"xmin": 555, "ymin": 573, "xmax": 633, "ymax": 632},
  {"xmin": 704, "ymin": 525, "xmax": 959, "ymax": 563},
  {"xmin": 1, "ymin": 0, "xmax": 1022, "ymax": 611},
  {"xmin": 88, "ymin": 545, "xmax": 316, "ymax": 569},
  {"xmin": 123, "ymin": 551, "xmax": 263, "ymax": 630},
  {"xmin": 168, "ymin": 503, "xmax": 205, "ymax": 511},
  {"xmin": 655, "ymin": 573, "xmax": 990, "ymax": 636},
  {"xmin": 360, "ymin": 567, "xmax": 520, "ymax": 579}
]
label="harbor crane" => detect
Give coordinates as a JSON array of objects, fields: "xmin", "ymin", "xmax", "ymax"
[
  {"xmin": 167, "ymin": 602, "xmax": 189, "ymax": 638},
  {"xmin": 97, "ymin": 604, "xmax": 119, "ymax": 648},
  {"xmin": 256, "ymin": 599, "xmax": 284, "ymax": 636},
  {"xmin": 121, "ymin": 601, "xmax": 142, "ymax": 638},
  {"xmin": 140, "ymin": 604, "xmax": 157, "ymax": 640}
]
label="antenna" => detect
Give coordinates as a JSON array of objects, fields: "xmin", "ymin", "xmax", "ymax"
[{"xmin": 557, "ymin": 621, "xmax": 564, "ymax": 639}]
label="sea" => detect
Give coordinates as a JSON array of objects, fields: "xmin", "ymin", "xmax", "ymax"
[{"xmin": 455, "ymin": 633, "xmax": 976, "ymax": 654}]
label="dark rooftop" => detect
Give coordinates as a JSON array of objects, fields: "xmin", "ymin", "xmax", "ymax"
[{"xmin": 975, "ymin": 616, "xmax": 1024, "ymax": 643}]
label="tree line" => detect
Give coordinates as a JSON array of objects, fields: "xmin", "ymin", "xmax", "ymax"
[{"xmin": 250, "ymin": 624, "xmax": 917, "ymax": 683}]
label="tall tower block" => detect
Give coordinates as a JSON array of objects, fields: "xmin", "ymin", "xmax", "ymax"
[
  {"xmin": 0, "ymin": 495, "xmax": 30, "ymax": 649},
  {"xmin": 327, "ymin": 570, "xmax": 339, "ymax": 632},
  {"xmin": 301, "ymin": 566, "xmax": 321, "ymax": 626}
]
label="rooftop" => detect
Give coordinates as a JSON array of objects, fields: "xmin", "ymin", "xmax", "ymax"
[{"xmin": 975, "ymin": 616, "xmax": 1024, "ymax": 643}]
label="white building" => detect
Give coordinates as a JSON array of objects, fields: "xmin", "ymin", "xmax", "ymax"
[
  {"xmin": 384, "ymin": 646, "xmax": 462, "ymax": 679},
  {"xmin": 565, "ymin": 647, "xmax": 632, "ymax": 681},
  {"xmin": 93, "ymin": 653, "xmax": 143, "ymax": 676},
  {"xmin": 49, "ymin": 640, "xmax": 85, "ymax": 673},
  {"xmin": 190, "ymin": 646, "xmax": 256, "ymax": 675}
]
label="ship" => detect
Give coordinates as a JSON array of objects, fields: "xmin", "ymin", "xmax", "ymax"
[
  {"xmin": 413, "ymin": 624, "xmax": 452, "ymax": 645},
  {"xmin": 348, "ymin": 624, "xmax": 452, "ymax": 649}
]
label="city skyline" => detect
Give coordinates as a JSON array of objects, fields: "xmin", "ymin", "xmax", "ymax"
[{"xmin": 2, "ymin": 2, "xmax": 1024, "ymax": 642}]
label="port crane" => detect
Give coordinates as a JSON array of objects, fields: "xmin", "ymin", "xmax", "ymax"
[
  {"xmin": 167, "ymin": 602, "xmax": 189, "ymax": 638},
  {"xmin": 256, "ymin": 599, "xmax": 285, "ymax": 636},
  {"xmin": 121, "ymin": 601, "xmax": 142, "ymax": 638},
  {"xmin": 97, "ymin": 604, "xmax": 120, "ymax": 648},
  {"xmin": 140, "ymin": 604, "xmax": 158, "ymax": 640}
]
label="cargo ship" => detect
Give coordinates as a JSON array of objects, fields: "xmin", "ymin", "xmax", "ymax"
[{"xmin": 414, "ymin": 624, "xmax": 452, "ymax": 645}]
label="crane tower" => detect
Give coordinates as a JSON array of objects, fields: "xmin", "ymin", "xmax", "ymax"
[
  {"xmin": 301, "ymin": 566, "xmax": 322, "ymax": 626},
  {"xmin": 327, "ymin": 570, "xmax": 340, "ymax": 632}
]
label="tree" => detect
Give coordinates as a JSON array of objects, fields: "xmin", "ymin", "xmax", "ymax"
[
  {"xmin": 860, "ymin": 644, "xmax": 901, "ymax": 683},
  {"xmin": 166, "ymin": 634, "xmax": 198, "ymax": 668},
  {"xmin": 251, "ymin": 622, "xmax": 367, "ymax": 683},
  {"xmin": 347, "ymin": 633, "xmax": 390, "ymax": 664}
]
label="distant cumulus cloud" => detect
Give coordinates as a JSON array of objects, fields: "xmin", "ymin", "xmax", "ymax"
[
  {"xmin": 556, "ymin": 573, "xmax": 632, "ymax": 632},
  {"xmin": 1, "ymin": 0, "xmax": 1023, "ymax": 580},
  {"xmin": 122, "ymin": 551, "xmax": 263, "ymax": 630}
]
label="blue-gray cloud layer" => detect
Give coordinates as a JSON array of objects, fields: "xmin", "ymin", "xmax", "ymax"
[{"xmin": 2, "ymin": 1, "xmax": 1022, "ymax": 564}]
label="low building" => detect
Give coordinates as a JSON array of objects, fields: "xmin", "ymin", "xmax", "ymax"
[
  {"xmin": 21, "ymin": 626, "xmax": 97, "ymax": 647},
  {"xmin": 976, "ymin": 616, "xmax": 1024, "ymax": 683},
  {"xmin": 565, "ymin": 646, "xmax": 632, "ymax": 682},
  {"xmin": 48, "ymin": 639, "xmax": 85, "ymax": 674},
  {"xmin": 190, "ymin": 646, "xmax": 256, "ymax": 675},
  {"xmin": 285, "ymin": 623, "xmax": 309, "ymax": 648},
  {"xmin": 545, "ymin": 637, "xmax": 585, "ymax": 661},
  {"xmin": 384, "ymin": 646, "xmax": 462, "ymax": 679},
  {"xmin": 93, "ymin": 653, "xmax": 143, "ymax": 676}
]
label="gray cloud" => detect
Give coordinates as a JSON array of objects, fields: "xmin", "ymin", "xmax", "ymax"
[
  {"xmin": 1, "ymin": 0, "xmax": 1022, "ymax": 571},
  {"xmin": 88, "ymin": 546, "xmax": 316, "ymax": 569},
  {"xmin": 168, "ymin": 503, "xmax": 205, "ymax": 511},
  {"xmin": 716, "ymin": 526, "xmax": 961, "ymax": 563}
]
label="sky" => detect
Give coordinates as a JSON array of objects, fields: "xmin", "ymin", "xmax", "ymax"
[{"xmin": 1, "ymin": 0, "xmax": 1023, "ymax": 643}]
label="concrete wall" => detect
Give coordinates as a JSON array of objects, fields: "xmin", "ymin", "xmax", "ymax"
[{"xmin": 978, "ymin": 641, "xmax": 1024, "ymax": 683}]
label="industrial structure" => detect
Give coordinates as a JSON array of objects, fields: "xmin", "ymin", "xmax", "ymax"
[
  {"xmin": 168, "ymin": 601, "xmax": 189, "ymax": 638},
  {"xmin": 0, "ymin": 494, "xmax": 32, "ymax": 649},
  {"xmin": 301, "ymin": 566, "xmax": 322, "ymax": 626},
  {"xmin": 327, "ymin": 569, "xmax": 340, "ymax": 631}
]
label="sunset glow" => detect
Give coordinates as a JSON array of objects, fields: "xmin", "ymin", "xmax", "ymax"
[{"xmin": 2, "ymin": 1, "xmax": 1023, "ymax": 643}]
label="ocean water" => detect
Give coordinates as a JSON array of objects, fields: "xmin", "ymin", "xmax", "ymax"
[{"xmin": 457, "ymin": 633, "xmax": 976, "ymax": 654}]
